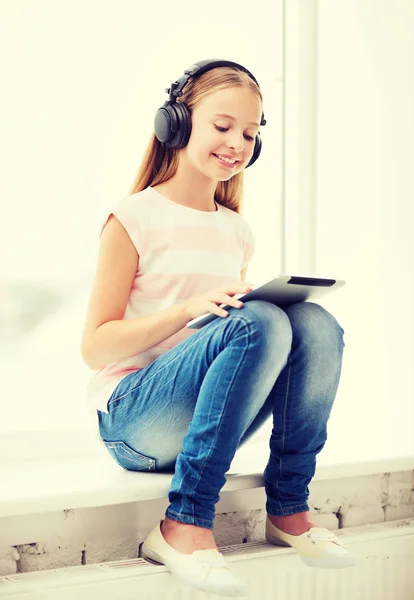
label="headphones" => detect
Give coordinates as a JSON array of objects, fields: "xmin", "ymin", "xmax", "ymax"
[{"xmin": 154, "ymin": 59, "xmax": 267, "ymax": 169}]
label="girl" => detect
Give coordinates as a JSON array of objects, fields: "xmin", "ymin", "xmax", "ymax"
[{"xmin": 81, "ymin": 59, "xmax": 355, "ymax": 597}]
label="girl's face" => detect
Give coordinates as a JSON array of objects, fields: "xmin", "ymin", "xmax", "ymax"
[{"xmin": 183, "ymin": 86, "xmax": 262, "ymax": 181}]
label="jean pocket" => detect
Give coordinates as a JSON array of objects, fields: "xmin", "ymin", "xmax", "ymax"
[{"xmin": 102, "ymin": 440, "xmax": 157, "ymax": 472}]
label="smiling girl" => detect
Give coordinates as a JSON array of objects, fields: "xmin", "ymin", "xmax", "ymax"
[{"xmin": 80, "ymin": 59, "xmax": 355, "ymax": 597}]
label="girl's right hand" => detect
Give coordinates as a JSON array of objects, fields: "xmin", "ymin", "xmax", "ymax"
[{"xmin": 183, "ymin": 282, "xmax": 254, "ymax": 321}]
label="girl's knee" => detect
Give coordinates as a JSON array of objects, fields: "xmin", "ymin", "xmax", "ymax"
[
  {"xmin": 285, "ymin": 301, "xmax": 345, "ymax": 347},
  {"xmin": 236, "ymin": 300, "xmax": 293, "ymax": 341}
]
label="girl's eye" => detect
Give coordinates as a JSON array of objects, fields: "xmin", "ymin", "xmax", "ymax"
[{"xmin": 214, "ymin": 125, "xmax": 254, "ymax": 142}]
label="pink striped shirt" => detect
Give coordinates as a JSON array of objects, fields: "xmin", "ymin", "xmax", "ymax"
[{"xmin": 85, "ymin": 186, "xmax": 256, "ymax": 414}]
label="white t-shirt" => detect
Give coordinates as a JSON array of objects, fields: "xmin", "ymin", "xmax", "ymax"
[{"xmin": 85, "ymin": 186, "xmax": 256, "ymax": 414}]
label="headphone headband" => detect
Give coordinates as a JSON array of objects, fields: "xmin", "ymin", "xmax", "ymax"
[{"xmin": 165, "ymin": 59, "xmax": 267, "ymax": 126}]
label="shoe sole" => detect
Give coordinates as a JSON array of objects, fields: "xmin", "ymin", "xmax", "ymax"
[
  {"xmin": 266, "ymin": 535, "xmax": 357, "ymax": 569},
  {"xmin": 265, "ymin": 534, "xmax": 290, "ymax": 547},
  {"xmin": 139, "ymin": 541, "xmax": 165, "ymax": 565}
]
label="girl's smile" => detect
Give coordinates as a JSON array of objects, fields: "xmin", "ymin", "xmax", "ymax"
[{"xmin": 212, "ymin": 153, "xmax": 239, "ymax": 169}]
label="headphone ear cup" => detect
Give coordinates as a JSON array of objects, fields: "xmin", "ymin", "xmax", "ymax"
[
  {"xmin": 172, "ymin": 101, "xmax": 192, "ymax": 149},
  {"xmin": 154, "ymin": 102, "xmax": 192, "ymax": 149},
  {"xmin": 245, "ymin": 132, "xmax": 262, "ymax": 168},
  {"xmin": 154, "ymin": 105, "xmax": 175, "ymax": 146}
]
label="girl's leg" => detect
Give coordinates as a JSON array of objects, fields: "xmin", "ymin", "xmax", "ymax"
[
  {"xmin": 98, "ymin": 299, "xmax": 293, "ymax": 530},
  {"xmin": 237, "ymin": 301, "xmax": 345, "ymax": 528}
]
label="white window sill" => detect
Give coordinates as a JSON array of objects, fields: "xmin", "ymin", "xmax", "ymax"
[{"xmin": 1, "ymin": 439, "xmax": 414, "ymax": 519}]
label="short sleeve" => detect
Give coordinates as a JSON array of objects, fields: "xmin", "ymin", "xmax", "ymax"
[
  {"xmin": 99, "ymin": 195, "xmax": 142, "ymax": 255},
  {"xmin": 241, "ymin": 221, "xmax": 256, "ymax": 270}
]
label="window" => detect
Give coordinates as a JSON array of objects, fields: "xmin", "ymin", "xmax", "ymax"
[{"xmin": 3, "ymin": 0, "xmax": 412, "ymax": 463}]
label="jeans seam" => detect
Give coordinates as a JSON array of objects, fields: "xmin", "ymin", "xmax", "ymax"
[{"xmin": 276, "ymin": 352, "xmax": 292, "ymax": 513}]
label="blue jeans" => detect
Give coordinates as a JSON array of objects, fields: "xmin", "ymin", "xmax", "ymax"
[{"xmin": 98, "ymin": 300, "xmax": 345, "ymax": 530}]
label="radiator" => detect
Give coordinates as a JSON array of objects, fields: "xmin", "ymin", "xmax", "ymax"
[{"xmin": 1, "ymin": 519, "xmax": 413, "ymax": 600}]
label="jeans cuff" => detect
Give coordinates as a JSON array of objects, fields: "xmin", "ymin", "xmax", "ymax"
[
  {"xmin": 165, "ymin": 508, "xmax": 214, "ymax": 530},
  {"xmin": 266, "ymin": 502, "xmax": 310, "ymax": 517}
]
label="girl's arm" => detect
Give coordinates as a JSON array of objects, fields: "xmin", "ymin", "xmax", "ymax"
[{"xmin": 80, "ymin": 215, "xmax": 190, "ymax": 371}]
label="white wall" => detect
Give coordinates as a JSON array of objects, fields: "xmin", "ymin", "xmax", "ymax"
[
  {"xmin": 0, "ymin": 0, "xmax": 282, "ymax": 286},
  {"xmin": 312, "ymin": 0, "xmax": 414, "ymax": 458},
  {"xmin": 250, "ymin": 0, "xmax": 414, "ymax": 461},
  {"xmin": 0, "ymin": 1, "xmax": 283, "ymax": 435}
]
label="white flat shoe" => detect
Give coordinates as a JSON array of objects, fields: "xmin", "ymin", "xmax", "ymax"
[
  {"xmin": 266, "ymin": 515, "xmax": 356, "ymax": 569},
  {"xmin": 139, "ymin": 519, "xmax": 247, "ymax": 597}
]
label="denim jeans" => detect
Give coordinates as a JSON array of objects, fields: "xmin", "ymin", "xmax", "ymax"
[{"xmin": 98, "ymin": 300, "xmax": 345, "ymax": 530}]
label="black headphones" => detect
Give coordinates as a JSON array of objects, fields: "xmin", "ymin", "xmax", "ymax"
[{"xmin": 154, "ymin": 59, "xmax": 267, "ymax": 169}]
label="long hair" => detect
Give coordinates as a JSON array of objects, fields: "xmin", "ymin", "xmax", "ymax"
[{"xmin": 128, "ymin": 66, "xmax": 263, "ymax": 215}]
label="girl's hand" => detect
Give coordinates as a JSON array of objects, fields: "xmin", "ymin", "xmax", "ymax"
[{"xmin": 183, "ymin": 281, "xmax": 253, "ymax": 321}]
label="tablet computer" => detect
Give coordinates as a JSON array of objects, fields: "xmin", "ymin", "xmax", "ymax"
[{"xmin": 186, "ymin": 274, "xmax": 346, "ymax": 329}]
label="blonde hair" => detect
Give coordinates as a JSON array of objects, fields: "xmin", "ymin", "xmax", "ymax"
[{"xmin": 128, "ymin": 66, "xmax": 263, "ymax": 215}]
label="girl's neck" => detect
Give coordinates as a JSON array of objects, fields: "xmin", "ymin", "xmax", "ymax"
[{"xmin": 151, "ymin": 179, "xmax": 217, "ymax": 212}]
